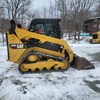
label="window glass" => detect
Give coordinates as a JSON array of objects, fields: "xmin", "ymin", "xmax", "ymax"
[
  {"xmin": 45, "ymin": 24, "xmax": 53, "ymax": 36},
  {"xmin": 34, "ymin": 24, "xmax": 44, "ymax": 34},
  {"xmin": 31, "ymin": 23, "xmax": 58, "ymax": 38}
]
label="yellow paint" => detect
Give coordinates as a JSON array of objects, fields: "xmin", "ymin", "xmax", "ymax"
[
  {"xmin": 92, "ymin": 31, "xmax": 100, "ymax": 43},
  {"xmin": 27, "ymin": 55, "xmax": 38, "ymax": 62},
  {"xmin": 21, "ymin": 59, "xmax": 68, "ymax": 71},
  {"xmin": 7, "ymin": 26, "xmax": 74, "ymax": 72},
  {"xmin": 7, "ymin": 34, "xmax": 26, "ymax": 63}
]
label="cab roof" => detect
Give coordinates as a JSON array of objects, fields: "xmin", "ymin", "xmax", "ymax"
[{"xmin": 30, "ymin": 18, "xmax": 61, "ymax": 25}]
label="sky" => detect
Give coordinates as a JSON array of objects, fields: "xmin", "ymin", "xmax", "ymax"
[
  {"xmin": 29, "ymin": 0, "xmax": 55, "ymax": 17},
  {"xmin": 33, "ymin": 0, "xmax": 49, "ymax": 8},
  {"xmin": 31, "ymin": 0, "xmax": 54, "ymax": 10}
]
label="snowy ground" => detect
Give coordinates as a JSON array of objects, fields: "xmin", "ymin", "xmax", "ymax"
[{"xmin": 0, "ymin": 38, "xmax": 100, "ymax": 100}]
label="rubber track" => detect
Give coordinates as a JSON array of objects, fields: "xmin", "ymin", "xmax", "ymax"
[{"xmin": 19, "ymin": 51, "xmax": 69, "ymax": 73}]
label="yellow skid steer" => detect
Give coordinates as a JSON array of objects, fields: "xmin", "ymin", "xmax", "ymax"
[
  {"xmin": 90, "ymin": 31, "xmax": 100, "ymax": 44},
  {"xmin": 6, "ymin": 19, "xmax": 94, "ymax": 73}
]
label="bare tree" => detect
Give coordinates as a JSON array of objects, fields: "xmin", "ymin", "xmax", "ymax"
[
  {"xmin": 49, "ymin": 0, "xmax": 57, "ymax": 18},
  {"xmin": 3, "ymin": 0, "xmax": 31, "ymax": 20},
  {"xmin": 95, "ymin": 0, "xmax": 100, "ymax": 17},
  {"xmin": 42, "ymin": 7, "xmax": 47, "ymax": 18},
  {"xmin": 56, "ymin": 0, "xmax": 67, "ymax": 31},
  {"xmin": 69, "ymin": 0, "xmax": 96, "ymax": 41},
  {"xmin": 56, "ymin": 0, "xmax": 96, "ymax": 40},
  {"xmin": 26, "ymin": 12, "xmax": 38, "ymax": 27}
]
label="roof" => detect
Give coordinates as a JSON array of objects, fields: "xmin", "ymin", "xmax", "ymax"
[
  {"xmin": 30, "ymin": 18, "xmax": 61, "ymax": 25},
  {"xmin": 84, "ymin": 17, "xmax": 100, "ymax": 22}
]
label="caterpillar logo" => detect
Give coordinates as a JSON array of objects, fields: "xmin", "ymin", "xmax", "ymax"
[{"xmin": 10, "ymin": 44, "xmax": 25, "ymax": 49}]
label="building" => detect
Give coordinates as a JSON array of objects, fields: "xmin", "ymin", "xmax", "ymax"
[{"xmin": 84, "ymin": 17, "xmax": 100, "ymax": 34}]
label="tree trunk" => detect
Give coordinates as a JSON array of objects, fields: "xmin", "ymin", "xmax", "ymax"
[
  {"xmin": 78, "ymin": 32, "xmax": 80, "ymax": 43},
  {"xmin": 74, "ymin": 30, "xmax": 77, "ymax": 43},
  {"xmin": 68, "ymin": 32, "xmax": 71, "ymax": 40},
  {"xmin": 2, "ymin": 33, "xmax": 5, "ymax": 46}
]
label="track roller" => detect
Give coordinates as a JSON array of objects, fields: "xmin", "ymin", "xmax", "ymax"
[
  {"xmin": 54, "ymin": 60, "xmax": 69, "ymax": 70},
  {"xmin": 27, "ymin": 54, "xmax": 38, "ymax": 62},
  {"xmin": 18, "ymin": 64, "xmax": 29, "ymax": 74}
]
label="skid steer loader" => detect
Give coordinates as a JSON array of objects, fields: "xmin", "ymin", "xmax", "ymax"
[
  {"xmin": 6, "ymin": 19, "xmax": 94, "ymax": 73},
  {"xmin": 90, "ymin": 31, "xmax": 100, "ymax": 44}
]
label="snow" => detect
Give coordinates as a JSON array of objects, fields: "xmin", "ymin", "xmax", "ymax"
[
  {"xmin": 0, "ymin": 33, "xmax": 6, "ymax": 42},
  {"xmin": 0, "ymin": 37, "xmax": 100, "ymax": 100}
]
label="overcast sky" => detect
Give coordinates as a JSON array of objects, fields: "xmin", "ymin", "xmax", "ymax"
[{"xmin": 31, "ymin": 0, "xmax": 54, "ymax": 10}]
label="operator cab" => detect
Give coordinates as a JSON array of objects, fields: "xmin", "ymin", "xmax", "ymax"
[
  {"xmin": 28, "ymin": 18, "xmax": 61, "ymax": 39},
  {"xmin": 28, "ymin": 18, "xmax": 62, "ymax": 51}
]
